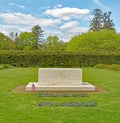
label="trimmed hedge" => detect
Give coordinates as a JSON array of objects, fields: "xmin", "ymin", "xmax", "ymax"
[{"xmin": 0, "ymin": 50, "xmax": 120, "ymax": 67}]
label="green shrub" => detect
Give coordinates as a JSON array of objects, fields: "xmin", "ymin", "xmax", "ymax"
[
  {"xmin": 0, "ymin": 51, "xmax": 120, "ymax": 67},
  {"xmin": 0, "ymin": 66, "xmax": 4, "ymax": 70},
  {"xmin": 95, "ymin": 64, "xmax": 109, "ymax": 69},
  {"xmin": 95, "ymin": 64, "xmax": 120, "ymax": 71},
  {"xmin": 109, "ymin": 64, "xmax": 120, "ymax": 71},
  {"xmin": 0, "ymin": 64, "xmax": 14, "ymax": 70}
]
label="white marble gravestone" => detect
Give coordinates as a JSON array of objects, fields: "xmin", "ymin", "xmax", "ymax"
[
  {"xmin": 38, "ymin": 68, "xmax": 82, "ymax": 85},
  {"xmin": 25, "ymin": 68, "xmax": 95, "ymax": 91}
]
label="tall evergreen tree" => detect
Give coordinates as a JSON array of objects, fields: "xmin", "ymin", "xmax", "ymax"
[
  {"xmin": 103, "ymin": 11, "xmax": 115, "ymax": 30},
  {"xmin": 90, "ymin": 8, "xmax": 103, "ymax": 31},
  {"xmin": 32, "ymin": 25, "xmax": 44, "ymax": 46},
  {"xmin": 90, "ymin": 9, "xmax": 115, "ymax": 31}
]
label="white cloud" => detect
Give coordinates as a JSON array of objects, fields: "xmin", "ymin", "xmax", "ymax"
[
  {"xmin": 0, "ymin": 12, "xmax": 62, "ymax": 39},
  {"xmin": 42, "ymin": 20, "xmax": 87, "ymax": 41},
  {"xmin": 60, "ymin": 21, "xmax": 79, "ymax": 30},
  {"xmin": 44, "ymin": 29, "xmax": 61, "ymax": 39},
  {"xmin": 60, "ymin": 21, "xmax": 88, "ymax": 33},
  {"xmin": 58, "ymin": 26, "xmax": 88, "ymax": 41},
  {"xmin": 0, "ymin": 21, "xmax": 88, "ymax": 41},
  {"xmin": 67, "ymin": 27, "xmax": 88, "ymax": 33},
  {"xmin": 0, "ymin": 5, "xmax": 90, "ymax": 41},
  {"xmin": 44, "ymin": 7, "xmax": 90, "ymax": 20},
  {"xmin": 39, "ymin": 18, "xmax": 61, "ymax": 27},
  {"xmin": 59, "ymin": 21, "xmax": 88, "ymax": 41},
  {"xmin": 0, "ymin": 25, "xmax": 30, "ymax": 35},
  {"xmin": 0, "ymin": 13, "xmax": 36, "ymax": 25},
  {"xmin": 0, "ymin": 12, "xmax": 61, "ymax": 27}
]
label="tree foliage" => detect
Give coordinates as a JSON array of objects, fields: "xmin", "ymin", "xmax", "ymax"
[
  {"xmin": 66, "ymin": 30, "xmax": 120, "ymax": 52},
  {"xmin": 16, "ymin": 32, "xmax": 37, "ymax": 50},
  {"xmin": 0, "ymin": 32, "xmax": 16, "ymax": 50},
  {"xmin": 90, "ymin": 8, "xmax": 103, "ymax": 31},
  {"xmin": 0, "ymin": 16, "xmax": 117, "ymax": 52},
  {"xmin": 32, "ymin": 25, "xmax": 44, "ymax": 44},
  {"xmin": 103, "ymin": 11, "xmax": 115, "ymax": 30},
  {"xmin": 90, "ymin": 8, "xmax": 115, "ymax": 31},
  {"xmin": 39, "ymin": 36, "xmax": 66, "ymax": 52}
]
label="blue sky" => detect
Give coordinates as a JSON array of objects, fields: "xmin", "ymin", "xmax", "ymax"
[{"xmin": 0, "ymin": 0, "xmax": 120, "ymax": 41}]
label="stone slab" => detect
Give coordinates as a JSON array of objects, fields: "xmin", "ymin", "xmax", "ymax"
[
  {"xmin": 25, "ymin": 82, "xmax": 95, "ymax": 91},
  {"xmin": 38, "ymin": 68, "xmax": 82, "ymax": 85},
  {"xmin": 26, "ymin": 68, "xmax": 95, "ymax": 91}
]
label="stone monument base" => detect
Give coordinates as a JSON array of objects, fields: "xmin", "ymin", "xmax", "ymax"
[
  {"xmin": 26, "ymin": 68, "xmax": 95, "ymax": 92},
  {"xmin": 25, "ymin": 82, "xmax": 95, "ymax": 91}
]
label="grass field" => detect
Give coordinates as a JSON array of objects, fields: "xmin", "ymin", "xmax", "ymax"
[{"xmin": 0, "ymin": 67, "xmax": 120, "ymax": 123}]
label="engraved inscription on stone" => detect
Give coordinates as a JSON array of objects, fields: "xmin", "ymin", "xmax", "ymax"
[
  {"xmin": 38, "ymin": 68, "xmax": 82, "ymax": 85},
  {"xmin": 26, "ymin": 68, "xmax": 95, "ymax": 91}
]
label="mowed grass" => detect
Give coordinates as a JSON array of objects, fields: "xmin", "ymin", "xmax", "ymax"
[{"xmin": 0, "ymin": 67, "xmax": 120, "ymax": 123}]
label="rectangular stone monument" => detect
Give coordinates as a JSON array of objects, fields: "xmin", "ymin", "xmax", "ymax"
[
  {"xmin": 38, "ymin": 68, "xmax": 82, "ymax": 85},
  {"xmin": 26, "ymin": 68, "xmax": 95, "ymax": 91}
]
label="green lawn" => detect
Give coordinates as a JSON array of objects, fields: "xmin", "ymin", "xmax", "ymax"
[{"xmin": 0, "ymin": 67, "xmax": 120, "ymax": 123}]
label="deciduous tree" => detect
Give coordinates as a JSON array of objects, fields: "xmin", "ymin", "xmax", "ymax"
[
  {"xmin": 0, "ymin": 32, "xmax": 16, "ymax": 50},
  {"xmin": 16, "ymin": 32, "xmax": 37, "ymax": 50},
  {"xmin": 43, "ymin": 36, "xmax": 65, "ymax": 52}
]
